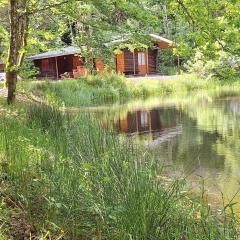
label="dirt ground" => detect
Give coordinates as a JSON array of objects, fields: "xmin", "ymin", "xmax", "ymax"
[{"xmin": 0, "ymin": 88, "xmax": 41, "ymax": 103}]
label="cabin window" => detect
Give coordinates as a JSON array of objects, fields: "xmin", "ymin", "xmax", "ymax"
[
  {"xmin": 138, "ymin": 52, "xmax": 145, "ymax": 65},
  {"xmin": 41, "ymin": 59, "xmax": 49, "ymax": 71},
  {"xmin": 140, "ymin": 111, "xmax": 148, "ymax": 127}
]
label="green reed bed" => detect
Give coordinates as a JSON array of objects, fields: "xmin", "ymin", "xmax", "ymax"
[
  {"xmin": 26, "ymin": 73, "xmax": 133, "ymax": 107},
  {"xmin": 24, "ymin": 73, "xmax": 240, "ymax": 108},
  {"xmin": 0, "ymin": 103, "xmax": 239, "ymax": 239}
]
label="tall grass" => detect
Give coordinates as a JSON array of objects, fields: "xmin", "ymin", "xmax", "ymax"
[
  {"xmin": 26, "ymin": 73, "xmax": 134, "ymax": 107},
  {"xmin": 24, "ymin": 73, "xmax": 240, "ymax": 108},
  {"xmin": 0, "ymin": 103, "xmax": 239, "ymax": 239}
]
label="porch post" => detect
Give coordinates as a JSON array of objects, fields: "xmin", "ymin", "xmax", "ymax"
[
  {"xmin": 115, "ymin": 56, "xmax": 117, "ymax": 72},
  {"xmin": 133, "ymin": 50, "xmax": 136, "ymax": 75},
  {"xmin": 177, "ymin": 55, "xmax": 180, "ymax": 74},
  {"xmin": 146, "ymin": 48, "xmax": 149, "ymax": 75},
  {"xmin": 55, "ymin": 57, "xmax": 59, "ymax": 79}
]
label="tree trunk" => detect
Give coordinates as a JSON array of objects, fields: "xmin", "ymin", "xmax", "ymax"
[
  {"xmin": 6, "ymin": 71, "xmax": 17, "ymax": 104},
  {"xmin": 6, "ymin": 0, "xmax": 28, "ymax": 104}
]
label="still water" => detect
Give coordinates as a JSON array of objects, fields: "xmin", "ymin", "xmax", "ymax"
[{"xmin": 91, "ymin": 93, "xmax": 240, "ymax": 208}]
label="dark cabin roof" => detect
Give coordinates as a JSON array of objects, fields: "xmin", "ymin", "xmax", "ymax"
[{"xmin": 29, "ymin": 46, "xmax": 80, "ymax": 60}]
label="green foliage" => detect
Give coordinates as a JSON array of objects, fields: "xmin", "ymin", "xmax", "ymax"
[
  {"xmin": 168, "ymin": 0, "xmax": 240, "ymax": 57},
  {"xmin": 157, "ymin": 48, "xmax": 177, "ymax": 75},
  {"xmin": 19, "ymin": 60, "xmax": 39, "ymax": 80},
  {"xmin": 185, "ymin": 50, "xmax": 240, "ymax": 80}
]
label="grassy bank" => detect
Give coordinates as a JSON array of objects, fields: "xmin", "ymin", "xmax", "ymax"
[
  {"xmin": 24, "ymin": 73, "xmax": 240, "ymax": 107},
  {"xmin": 0, "ymin": 101, "xmax": 239, "ymax": 239}
]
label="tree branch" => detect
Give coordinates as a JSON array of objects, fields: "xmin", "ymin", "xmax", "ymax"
[
  {"xmin": 27, "ymin": 0, "xmax": 81, "ymax": 16},
  {"xmin": 176, "ymin": 0, "xmax": 195, "ymax": 32}
]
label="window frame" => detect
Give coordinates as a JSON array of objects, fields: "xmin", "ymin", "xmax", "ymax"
[{"xmin": 138, "ymin": 52, "xmax": 145, "ymax": 66}]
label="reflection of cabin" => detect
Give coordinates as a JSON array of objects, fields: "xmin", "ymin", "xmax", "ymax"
[
  {"xmin": 115, "ymin": 108, "xmax": 182, "ymax": 139},
  {"xmin": 0, "ymin": 59, "xmax": 4, "ymax": 72},
  {"xmin": 117, "ymin": 110, "xmax": 162, "ymax": 135},
  {"xmin": 29, "ymin": 34, "xmax": 176, "ymax": 79}
]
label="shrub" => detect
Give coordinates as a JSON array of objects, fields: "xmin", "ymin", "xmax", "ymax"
[
  {"xmin": 19, "ymin": 60, "xmax": 39, "ymax": 80},
  {"xmin": 157, "ymin": 48, "xmax": 177, "ymax": 75},
  {"xmin": 185, "ymin": 50, "xmax": 240, "ymax": 80}
]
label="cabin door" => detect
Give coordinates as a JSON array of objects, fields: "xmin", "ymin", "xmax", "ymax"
[{"xmin": 138, "ymin": 52, "xmax": 147, "ymax": 75}]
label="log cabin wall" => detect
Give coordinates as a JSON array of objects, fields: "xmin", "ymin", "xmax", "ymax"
[
  {"xmin": 116, "ymin": 52, "xmax": 125, "ymax": 73},
  {"xmin": 148, "ymin": 49, "xmax": 158, "ymax": 74},
  {"xmin": 116, "ymin": 48, "xmax": 139, "ymax": 75},
  {"xmin": 116, "ymin": 48, "xmax": 158, "ymax": 75},
  {"xmin": 123, "ymin": 48, "xmax": 135, "ymax": 75},
  {"xmin": 73, "ymin": 55, "xmax": 81, "ymax": 70},
  {"xmin": 34, "ymin": 58, "xmax": 56, "ymax": 79}
]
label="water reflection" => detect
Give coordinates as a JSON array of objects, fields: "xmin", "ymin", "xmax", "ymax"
[
  {"xmin": 96, "ymin": 95, "xmax": 240, "ymax": 206},
  {"xmin": 115, "ymin": 108, "xmax": 183, "ymax": 141}
]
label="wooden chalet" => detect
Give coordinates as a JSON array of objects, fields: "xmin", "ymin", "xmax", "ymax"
[
  {"xmin": 29, "ymin": 47, "xmax": 104, "ymax": 79},
  {"xmin": 114, "ymin": 34, "xmax": 176, "ymax": 75},
  {"xmin": 29, "ymin": 34, "xmax": 176, "ymax": 79}
]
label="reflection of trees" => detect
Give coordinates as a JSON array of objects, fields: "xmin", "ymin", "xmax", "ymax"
[
  {"xmin": 181, "ymin": 99, "xmax": 240, "ymax": 199},
  {"xmin": 154, "ymin": 115, "xmax": 225, "ymax": 175},
  {"xmin": 185, "ymin": 100, "xmax": 240, "ymax": 165}
]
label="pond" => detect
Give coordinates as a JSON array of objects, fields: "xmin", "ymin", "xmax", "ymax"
[{"xmin": 90, "ymin": 92, "xmax": 240, "ymax": 209}]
